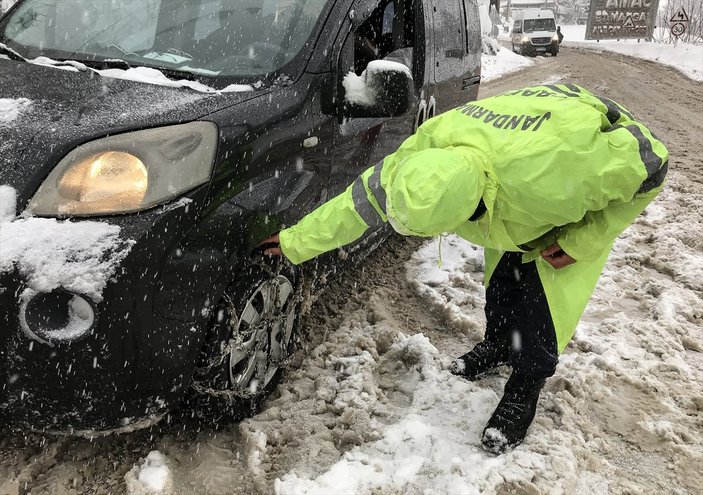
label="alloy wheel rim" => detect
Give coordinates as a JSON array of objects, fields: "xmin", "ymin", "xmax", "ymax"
[{"xmin": 228, "ymin": 275, "xmax": 295, "ymax": 397}]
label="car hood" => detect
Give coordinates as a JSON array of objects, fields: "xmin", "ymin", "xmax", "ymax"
[{"xmin": 0, "ymin": 58, "xmax": 261, "ymax": 210}]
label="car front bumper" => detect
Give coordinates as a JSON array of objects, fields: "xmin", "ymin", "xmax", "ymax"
[
  {"xmin": 0, "ymin": 186, "xmax": 233, "ymax": 432},
  {"xmin": 523, "ymin": 40, "xmax": 559, "ymax": 55}
]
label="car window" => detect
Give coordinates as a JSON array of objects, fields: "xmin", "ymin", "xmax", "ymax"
[
  {"xmin": 523, "ymin": 18, "xmax": 556, "ymax": 33},
  {"xmin": 354, "ymin": 0, "xmax": 415, "ymax": 76},
  {"xmin": 1, "ymin": 0, "xmax": 329, "ymax": 78}
]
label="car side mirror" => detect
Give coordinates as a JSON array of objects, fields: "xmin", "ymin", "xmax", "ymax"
[{"xmin": 341, "ymin": 60, "xmax": 413, "ymax": 118}]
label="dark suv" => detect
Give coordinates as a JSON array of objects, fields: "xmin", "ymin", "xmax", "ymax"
[{"xmin": 0, "ymin": 0, "xmax": 481, "ymax": 432}]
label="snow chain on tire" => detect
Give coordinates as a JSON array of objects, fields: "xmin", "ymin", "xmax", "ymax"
[{"xmin": 191, "ymin": 257, "xmax": 305, "ymax": 399}]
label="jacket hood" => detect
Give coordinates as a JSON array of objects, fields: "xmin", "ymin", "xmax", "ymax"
[
  {"xmin": 0, "ymin": 58, "xmax": 261, "ymax": 208},
  {"xmin": 386, "ymin": 148, "xmax": 485, "ymax": 236}
]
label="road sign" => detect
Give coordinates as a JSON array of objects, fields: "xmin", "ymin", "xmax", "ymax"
[
  {"xmin": 670, "ymin": 7, "xmax": 689, "ymax": 23},
  {"xmin": 586, "ymin": 0, "xmax": 660, "ymax": 40},
  {"xmin": 669, "ymin": 7, "xmax": 689, "ymax": 38}
]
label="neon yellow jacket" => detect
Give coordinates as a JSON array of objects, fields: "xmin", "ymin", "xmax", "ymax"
[{"xmin": 280, "ymin": 84, "xmax": 668, "ymax": 350}]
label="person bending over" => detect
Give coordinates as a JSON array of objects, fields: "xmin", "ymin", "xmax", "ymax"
[{"xmin": 261, "ymin": 83, "xmax": 668, "ymax": 454}]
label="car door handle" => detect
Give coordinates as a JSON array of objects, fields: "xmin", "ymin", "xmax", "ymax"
[
  {"xmin": 445, "ymin": 49, "xmax": 464, "ymax": 59},
  {"xmin": 462, "ymin": 75, "xmax": 481, "ymax": 90}
]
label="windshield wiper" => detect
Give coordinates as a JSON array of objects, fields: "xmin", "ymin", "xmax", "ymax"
[
  {"xmin": 61, "ymin": 56, "xmax": 206, "ymax": 80},
  {"xmin": 155, "ymin": 67, "xmax": 204, "ymax": 81},
  {"xmin": 63, "ymin": 58, "xmax": 132, "ymax": 71},
  {"xmin": 0, "ymin": 42, "xmax": 27, "ymax": 62}
]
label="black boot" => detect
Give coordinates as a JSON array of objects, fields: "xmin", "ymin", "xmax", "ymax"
[
  {"xmin": 450, "ymin": 340, "xmax": 509, "ymax": 381},
  {"xmin": 480, "ymin": 371, "xmax": 546, "ymax": 454}
]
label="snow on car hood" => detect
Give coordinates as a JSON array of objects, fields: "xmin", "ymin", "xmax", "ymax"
[
  {"xmin": 0, "ymin": 97, "xmax": 31, "ymax": 123},
  {"xmin": 0, "ymin": 185, "xmax": 134, "ymax": 301}
]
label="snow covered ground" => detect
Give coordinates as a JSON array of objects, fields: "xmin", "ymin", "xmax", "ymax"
[{"xmin": 497, "ymin": 24, "xmax": 703, "ymax": 82}]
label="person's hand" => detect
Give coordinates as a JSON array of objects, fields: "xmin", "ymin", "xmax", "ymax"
[
  {"xmin": 258, "ymin": 233, "xmax": 282, "ymax": 256},
  {"xmin": 540, "ymin": 243, "xmax": 576, "ymax": 269}
]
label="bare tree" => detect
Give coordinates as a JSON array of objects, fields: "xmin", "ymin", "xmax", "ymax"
[{"xmin": 556, "ymin": 0, "xmax": 590, "ymax": 24}]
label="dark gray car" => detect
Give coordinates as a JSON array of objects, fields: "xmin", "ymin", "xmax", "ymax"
[{"xmin": 0, "ymin": 0, "xmax": 481, "ymax": 432}]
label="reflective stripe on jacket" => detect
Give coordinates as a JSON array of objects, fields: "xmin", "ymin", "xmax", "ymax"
[{"xmin": 280, "ymin": 84, "xmax": 668, "ymax": 350}]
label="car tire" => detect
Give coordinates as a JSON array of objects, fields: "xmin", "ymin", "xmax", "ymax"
[
  {"xmin": 189, "ymin": 257, "xmax": 302, "ymax": 420},
  {"xmin": 511, "ymin": 43, "xmax": 515, "ymax": 53}
]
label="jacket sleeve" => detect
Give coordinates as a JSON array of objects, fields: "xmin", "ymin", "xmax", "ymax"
[
  {"xmin": 278, "ymin": 165, "xmax": 379, "ymax": 265},
  {"xmin": 557, "ymin": 120, "xmax": 668, "ymax": 262},
  {"xmin": 557, "ymin": 185, "xmax": 661, "ymax": 262},
  {"xmin": 278, "ymin": 118, "xmax": 445, "ymax": 265}
]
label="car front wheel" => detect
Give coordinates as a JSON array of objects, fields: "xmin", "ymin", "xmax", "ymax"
[
  {"xmin": 227, "ymin": 271, "xmax": 296, "ymax": 397},
  {"xmin": 191, "ymin": 258, "xmax": 301, "ymax": 418}
]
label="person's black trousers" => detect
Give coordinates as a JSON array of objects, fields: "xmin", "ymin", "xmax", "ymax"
[{"xmin": 484, "ymin": 252, "xmax": 559, "ymax": 378}]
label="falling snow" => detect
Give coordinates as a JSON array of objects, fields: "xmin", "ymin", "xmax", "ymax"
[{"xmin": 0, "ymin": 1, "xmax": 701, "ymax": 491}]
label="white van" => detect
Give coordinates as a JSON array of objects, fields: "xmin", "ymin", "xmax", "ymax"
[{"xmin": 511, "ymin": 9, "xmax": 559, "ymax": 57}]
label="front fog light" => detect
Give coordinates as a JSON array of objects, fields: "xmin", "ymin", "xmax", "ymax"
[
  {"xmin": 57, "ymin": 151, "xmax": 148, "ymax": 214},
  {"xmin": 20, "ymin": 290, "xmax": 97, "ymax": 344}
]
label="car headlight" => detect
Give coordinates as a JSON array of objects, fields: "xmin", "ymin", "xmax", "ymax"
[
  {"xmin": 521, "ymin": 36, "xmax": 529, "ymax": 43},
  {"xmin": 552, "ymin": 34, "xmax": 559, "ymax": 41},
  {"xmin": 28, "ymin": 122, "xmax": 218, "ymax": 216}
]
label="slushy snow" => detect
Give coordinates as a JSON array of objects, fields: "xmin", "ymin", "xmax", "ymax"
[{"xmin": 125, "ymin": 451, "xmax": 173, "ymax": 495}]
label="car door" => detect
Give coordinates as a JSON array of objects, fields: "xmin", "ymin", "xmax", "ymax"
[{"xmin": 431, "ymin": 0, "xmax": 480, "ymax": 112}]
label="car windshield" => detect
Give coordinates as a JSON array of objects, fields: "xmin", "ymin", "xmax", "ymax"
[
  {"xmin": 0, "ymin": 0, "xmax": 328, "ymax": 78},
  {"xmin": 523, "ymin": 18, "xmax": 556, "ymax": 33}
]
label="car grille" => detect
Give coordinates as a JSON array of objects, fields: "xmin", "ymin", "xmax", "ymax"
[{"xmin": 531, "ymin": 37, "xmax": 552, "ymax": 46}]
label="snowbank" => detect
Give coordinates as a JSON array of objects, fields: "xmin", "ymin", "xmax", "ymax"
[{"xmin": 480, "ymin": 45, "xmax": 534, "ymax": 83}]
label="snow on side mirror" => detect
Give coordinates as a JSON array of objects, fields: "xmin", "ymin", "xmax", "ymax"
[{"xmin": 342, "ymin": 60, "xmax": 413, "ymax": 118}]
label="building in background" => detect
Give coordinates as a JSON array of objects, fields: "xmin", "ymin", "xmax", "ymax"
[
  {"xmin": 553, "ymin": 0, "xmax": 590, "ymax": 24},
  {"xmin": 503, "ymin": 0, "xmax": 557, "ymax": 18},
  {"xmin": 501, "ymin": 0, "xmax": 590, "ymax": 25}
]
